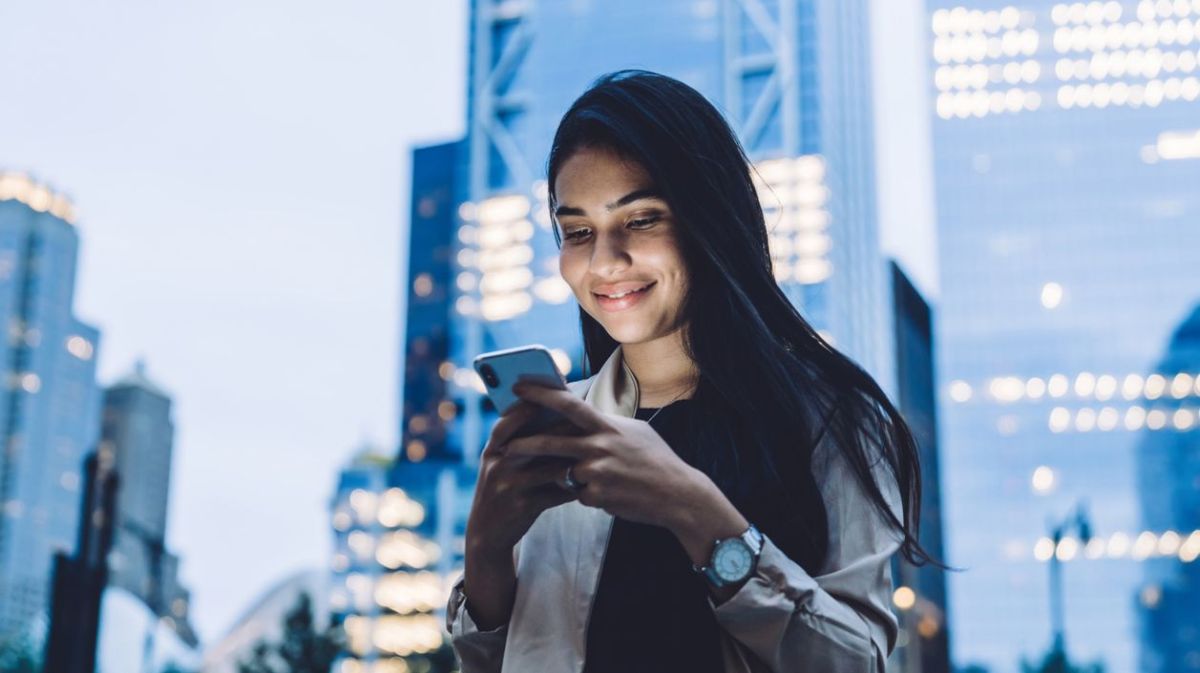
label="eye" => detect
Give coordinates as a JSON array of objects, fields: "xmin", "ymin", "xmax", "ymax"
[
  {"xmin": 562, "ymin": 227, "xmax": 592, "ymax": 243},
  {"xmin": 628, "ymin": 214, "xmax": 662, "ymax": 229}
]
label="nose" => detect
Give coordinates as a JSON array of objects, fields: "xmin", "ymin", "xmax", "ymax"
[{"xmin": 590, "ymin": 229, "xmax": 631, "ymax": 278}]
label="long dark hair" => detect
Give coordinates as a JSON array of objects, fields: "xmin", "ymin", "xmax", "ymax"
[{"xmin": 546, "ymin": 70, "xmax": 937, "ymax": 571}]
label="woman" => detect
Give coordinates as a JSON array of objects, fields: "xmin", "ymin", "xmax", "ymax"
[{"xmin": 445, "ymin": 70, "xmax": 935, "ymax": 672}]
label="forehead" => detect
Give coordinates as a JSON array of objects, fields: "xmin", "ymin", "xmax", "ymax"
[{"xmin": 554, "ymin": 146, "xmax": 654, "ymax": 202}]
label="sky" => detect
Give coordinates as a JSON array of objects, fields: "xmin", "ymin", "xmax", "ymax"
[{"xmin": 0, "ymin": 0, "xmax": 934, "ymax": 646}]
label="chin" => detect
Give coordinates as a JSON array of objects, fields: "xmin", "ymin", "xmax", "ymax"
[{"xmin": 596, "ymin": 320, "xmax": 661, "ymax": 346}]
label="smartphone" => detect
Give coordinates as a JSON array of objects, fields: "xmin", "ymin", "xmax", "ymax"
[{"xmin": 473, "ymin": 344, "xmax": 571, "ymax": 439}]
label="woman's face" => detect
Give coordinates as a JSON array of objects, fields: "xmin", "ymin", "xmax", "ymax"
[{"xmin": 553, "ymin": 146, "xmax": 690, "ymax": 346}]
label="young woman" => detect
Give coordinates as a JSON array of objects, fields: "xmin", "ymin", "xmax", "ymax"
[{"xmin": 446, "ymin": 70, "xmax": 934, "ymax": 672}]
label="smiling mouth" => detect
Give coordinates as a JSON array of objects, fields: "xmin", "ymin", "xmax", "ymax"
[{"xmin": 593, "ymin": 282, "xmax": 655, "ymax": 300}]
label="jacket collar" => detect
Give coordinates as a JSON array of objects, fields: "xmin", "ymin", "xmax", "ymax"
[{"xmin": 582, "ymin": 344, "xmax": 640, "ymax": 418}]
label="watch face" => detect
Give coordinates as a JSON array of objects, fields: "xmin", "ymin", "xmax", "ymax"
[{"xmin": 713, "ymin": 539, "xmax": 754, "ymax": 582}]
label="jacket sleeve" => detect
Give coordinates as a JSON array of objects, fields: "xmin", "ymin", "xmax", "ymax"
[
  {"xmin": 709, "ymin": 429, "xmax": 902, "ymax": 672},
  {"xmin": 445, "ymin": 574, "xmax": 508, "ymax": 673}
]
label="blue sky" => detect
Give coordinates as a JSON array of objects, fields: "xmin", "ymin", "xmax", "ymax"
[{"xmin": 0, "ymin": 0, "xmax": 933, "ymax": 645}]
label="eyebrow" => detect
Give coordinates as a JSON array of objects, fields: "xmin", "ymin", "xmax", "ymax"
[{"xmin": 554, "ymin": 188, "xmax": 663, "ymax": 218}]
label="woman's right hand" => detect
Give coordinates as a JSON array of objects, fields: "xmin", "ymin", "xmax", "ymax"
[
  {"xmin": 467, "ymin": 399, "xmax": 579, "ymax": 555},
  {"xmin": 462, "ymin": 398, "xmax": 578, "ymax": 629}
]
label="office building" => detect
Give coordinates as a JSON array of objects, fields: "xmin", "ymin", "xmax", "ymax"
[
  {"xmin": 890, "ymin": 261, "xmax": 952, "ymax": 673},
  {"xmin": 401, "ymin": 140, "xmax": 468, "ymax": 464},
  {"xmin": 0, "ymin": 172, "xmax": 102, "ymax": 643},
  {"xmin": 927, "ymin": 2, "xmax": 1200, "ymax": 670},
  {"xmin": 327, "ymin": 445, "xmax": 473, "ymax": 670},
  {"xmin": 101, "ymin": 360, "xmax": 197, "ymax": 648},
  {"xmin": 1135, "ymin": 304, "xmax": 1200, "ymax": 673}
]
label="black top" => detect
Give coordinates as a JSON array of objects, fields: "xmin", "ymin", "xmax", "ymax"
[{"xmin": 582, "ymin": 399, "xmax": 726, "ymax": 673}]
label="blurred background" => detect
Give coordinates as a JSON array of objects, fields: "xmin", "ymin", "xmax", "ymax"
[{"xmin": 0, "ymin": 0, "xmax": 1197, "ymax": 672}]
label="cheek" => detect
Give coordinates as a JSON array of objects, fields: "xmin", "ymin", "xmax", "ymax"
[{"xmin": 559, "ymin": 250, "xmax": 587, "ymax": 293}]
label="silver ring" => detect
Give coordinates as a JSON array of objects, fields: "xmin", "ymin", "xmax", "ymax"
[{"xmin": 563, "ymin": 465, "xmax": 584, "ymax": 491}]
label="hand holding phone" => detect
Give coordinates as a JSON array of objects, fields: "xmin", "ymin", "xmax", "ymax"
[{"xmin": 473, "ymin": 344, "xmax": 574, "ymax": 440}]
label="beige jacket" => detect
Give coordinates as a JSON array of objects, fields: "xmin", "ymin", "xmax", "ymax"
[{"xmin": 446, "ymin": 345, "xmax": 902, "ymax": 672}]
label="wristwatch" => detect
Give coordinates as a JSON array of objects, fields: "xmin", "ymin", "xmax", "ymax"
[{"xmin": 692, "ymin": 524, "xmax": 764, "ymax": 588}]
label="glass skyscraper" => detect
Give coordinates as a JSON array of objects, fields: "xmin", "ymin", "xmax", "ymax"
[
  {"xmin": 101, "ymin": 361, "xmax": 197, "ymax": 648},
  {"xmin": 0, "ymin": 172, "xmax": 102, "ymax": 645},
  {"xmin": 327, "ymin": 447, "xmax": 474, "ymax": 670},
  {"xmin": 927, "ymin": 2, "xmax": 1200, "ymax": 671}
]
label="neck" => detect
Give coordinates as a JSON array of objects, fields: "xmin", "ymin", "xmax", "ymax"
[{"xmin": 620, "ymin": 330, "xmax": 699, "ymax": 407}]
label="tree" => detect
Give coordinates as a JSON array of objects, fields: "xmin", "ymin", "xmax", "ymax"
[
  {"xmin": 1020, "ymin": 646, "xmax": 1106, "ymax": 673},
  {"xmin": 277, "ymin": 593, "xmax": 341, "ymax": 673},
  {"xmin": 236, "ymin": 592, "xmax": 341, "ymax": 673}
]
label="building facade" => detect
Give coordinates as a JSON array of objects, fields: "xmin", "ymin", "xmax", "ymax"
[
  {"xmin": 927, "ymin": 2, "xmax": 1200, "ymax": 671},
  {"xmin": 890, "ymin": 261, "xmax": 952, "ymax": 673},
  {"xmin": 0, "ymin": 172, "xmax": 102, "ymax": 644},
  {"xmin": 101, "ymin": 360, "xmax": 197, "ymax": 648},
  {"xmin": 400, "ymin": 140, "xmax": 467, "ymax": 465},
  {"xmin": 327, "ymin": 447, "xmax": 473, "ymax": 672},
  {"xmin": 1135, "ymin": 305, "xmax": 1200, "ymax": 673}
]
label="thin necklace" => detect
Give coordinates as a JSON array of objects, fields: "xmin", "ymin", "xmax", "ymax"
[{"xmin": 643, "ymin": 387, "xmax": 689, "ymax": 424}]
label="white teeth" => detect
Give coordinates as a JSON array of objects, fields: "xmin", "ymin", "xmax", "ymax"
[{"xmin": 601, "ymin": 284, "xmax": 648, "ymax": 299}]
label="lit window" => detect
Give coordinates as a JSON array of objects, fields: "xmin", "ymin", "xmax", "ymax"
[
  {"xmin": 1107, "ymin": 531, "xmax": 1130, "ymax": 557},
  {"xmin": 1031, "ymin": 466, "xmax": 1056, "ymax": 493},
  {"xmin": 20, "ymin": 373, "xmax": 40, "ymax": 394},
  {"xmin": 1074, "ymin": 372, "xmax": 1097, "ymax": 397},
  {"xmin": 1097, "ymin": 406, "xmax": 1120, "ymax": 430},
  {"xmin": 892, "ymin": 586, "xmax": 916, "ymax": 610},
  {"xmin": 549, "ymin": 348, "xmax": 572, "ymax": 376},
  {"xmin": 1123, "ymin": 373, "xmax": 1145, "ymax": 399},
  {"xmin": 1041, "ymin": 282, "xmax": 1064, "ymax": 308},
  {"xmin": 1075, "ymin": 407, "xmax": 1097, "ymax": 431},
  {"xmin": 990, "ymin": 376, "xmax": 1025, "ymax": 402},
  {"xmin": 1125, "ymin": 406, "xmax": 1148, "ymax": 430},
  {"xmin": 65, "ymin": 335, "xmax": 93, "ymax": 360},
  {"xmin": 1158, "ymin": 530, "xmax": 1182, "ymax": 555},
  {"xmin": 1026, "ymin": 377, "xmax": 1047, "ymax": 398},
  {"xmin": 1171, "ymin": 372, "xmax": 1195, "ymax": 398},
  {"xmin": 1056, "ymin": 537, "xmax": 1079, "ymax": 561},
  {"xmin": 407, "ymin": 440, "xmax": 427, "ymax": 462},
  {"xmin": 1132, "ymin": 531, "xmax": 1159, "ymax": 559},
  {"xmin": 1048, "ymin": 374, "xmax": 1070, "ymax": 397},
  {"xmin": 1034, "ymin": 537, "xmax": 1056, "ymax": 561},
  {"xmin": 1145, "ymin": 373, "xmax": 1167, "ymax": 399},
  {"xmin": 1049, "ymin": 407, "xmax": 1072, "ymax": 432},
  {"xmin": 413, "ymin": 273, "xmax": 434, "ymax": 297}
]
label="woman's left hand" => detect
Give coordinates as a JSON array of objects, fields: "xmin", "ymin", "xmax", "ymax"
[{"xmin": 503, "ymin": 382, "xmax": 716, "ymax": 530}]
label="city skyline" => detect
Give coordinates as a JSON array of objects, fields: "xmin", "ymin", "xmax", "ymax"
[{"xmin": 1, "ymin": 0, "xmax": 937, "ymax": 648}]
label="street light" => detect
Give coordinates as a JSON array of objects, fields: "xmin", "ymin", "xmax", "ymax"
[{"xmin": 1046, "ymin": 500, "xmax": 1092, "ymax": 658}]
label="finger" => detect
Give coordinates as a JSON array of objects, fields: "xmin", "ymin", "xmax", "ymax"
[
  {"xmin": 505, "ymin": 433, "xmax": 595, "ymax": 461},
  {"xmin": 512, "ymin": 384, "xmax": 610, "ymax": 434},
  {"xmin": 508, "ymin": 455, "xmax": 577, "ymax": 490},
  {"xmin": 484, "ymin": 401, "xmax": 540, "ymax": 456},
  {"xmin": 524, "ymin": 483, "xmax": 577, "ymax": 511}
]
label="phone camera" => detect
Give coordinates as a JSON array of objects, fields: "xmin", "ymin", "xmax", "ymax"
[{"xmin": 479, "ymin": 363, "xmax": 500, "ymax": 388}]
